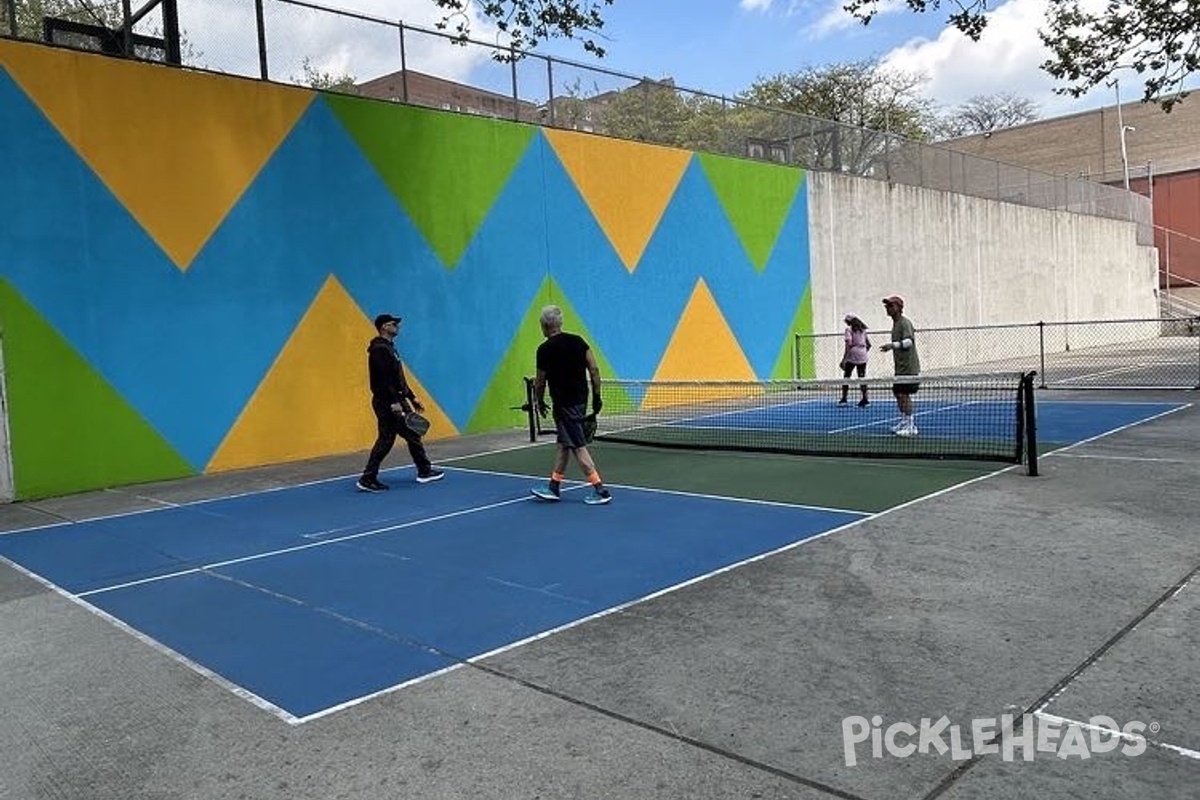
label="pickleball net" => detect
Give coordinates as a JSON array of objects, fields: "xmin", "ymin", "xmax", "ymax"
[{"xmin": 523, "ymin": 372, "xmax": 1039, "ymax": 473}]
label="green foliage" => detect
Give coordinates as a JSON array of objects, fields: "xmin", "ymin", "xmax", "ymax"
[
  {"xmin": 843, "ymin": 0, "xmax": 1197, "ymax": 110},
  {"xmin": 293, "ymin": 57, "xmax": 357, "ymax": 93},
  {"xmin": 434, "ymin": 0, "xmax": 614, "ymax": 58},
  {"xmin": 736, "ymin": 60, "xmax": 936, "ymax": 174},
  {"xmin": 1040, "ymin": 0, "xmax": 1197, "ymax": 111},
  {"xmin": 937, "ymin": 91, "xmax": 1040, "ymax": 137},
  {"xmin": 9, "ymin": 0, "xmax": 121, "ymax": 39}
]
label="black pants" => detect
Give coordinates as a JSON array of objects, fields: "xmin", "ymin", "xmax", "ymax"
[{"xmin": 362, "ymin": 398, "xmax": 432, "ymax": 480}]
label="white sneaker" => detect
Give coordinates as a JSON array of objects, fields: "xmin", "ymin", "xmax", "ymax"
[{"xmin": 896, "ymin": 423, "xmax": 919, "ymax": 437}]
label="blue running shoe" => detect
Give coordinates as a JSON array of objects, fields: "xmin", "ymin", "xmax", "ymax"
[
  {"xmin": 530, "ymin": 486, "xmax": 561, "ymax": 502},
  {"xmin": 583, "ymin": 488, "xmax": 612, "ymax": 505}
]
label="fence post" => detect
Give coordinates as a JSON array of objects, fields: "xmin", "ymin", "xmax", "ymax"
[
  {"xmin": 1023, "ymin": 373, "xmax": 1038, "ymax": 476},
  {"xmin": 5, "ymin": 0, "xmax": 16, "ymax": 37},
  {"xmin": 1038, "ymin": 321, "xmax": 1047, "ymax": 388},
  {"xmin": 546, "ymin": 58, "xmax": 555, "ymax": 127},
  {"xmin": 510, "ymin": 46, "xmax": 519, "ymax": 121},
  {"xmin": 398, "ymin": 23, "xmax": 408, "ymax": 103},
  {"xmin": 120, "ymin": 0, "xmax": 132, "ymax": 57},
  {"xmin": 254, "ymin": 0, "xmax": 268, "ymax": 80}
]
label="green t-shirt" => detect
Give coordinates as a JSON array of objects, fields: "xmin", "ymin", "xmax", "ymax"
[{"xmin": 890, "ymin": 316, "xmax": 920, "ymax": 375}]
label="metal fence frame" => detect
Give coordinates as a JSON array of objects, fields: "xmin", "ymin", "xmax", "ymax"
[
  {"xmin": 0, "ymin": 0, "xmax": 1152, "ymax": 234},
  {"xmin": 796, "ymin": 318, "xmax": 1200, "ymax": 390}
]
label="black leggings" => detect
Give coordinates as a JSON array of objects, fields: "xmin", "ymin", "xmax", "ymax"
[{"xmin": 841, "ymin": 363, "xmax": 868, "ymax": 401}]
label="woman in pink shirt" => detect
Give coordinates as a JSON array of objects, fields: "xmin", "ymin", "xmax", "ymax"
[{"xmin": 839, "ymin": 313, "xmax": 871, "ymax": 407}]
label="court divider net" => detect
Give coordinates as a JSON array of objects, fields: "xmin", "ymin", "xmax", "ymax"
[{"xmin": 523, "ymin": 372, "xmax": 1039, "ymax": 474}]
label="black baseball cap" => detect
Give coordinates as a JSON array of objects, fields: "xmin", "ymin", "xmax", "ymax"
[{"xmin": 374, "ymin": 313, "xmax": 402, "ymax": 330}]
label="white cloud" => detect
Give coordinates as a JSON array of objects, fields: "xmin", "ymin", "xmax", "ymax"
[
  {"xmin": 878, "ymin": 0, "xmax": 1113, "ymax": 116},
  {"xmin": 178, "ymin": 0, "xmax": 499, "ymax": 86},
  {"xmin": 808, "ymin": 0, "xmax": 905, "ymax": 39},
  {"xmin": 740, "ymin": 0, "xmax": 775, "ymax": 11}
]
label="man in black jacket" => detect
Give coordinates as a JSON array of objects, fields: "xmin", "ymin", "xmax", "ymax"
[{"xmin": 357, "ymin": 314, "xmax": 444, "ymax": 492}]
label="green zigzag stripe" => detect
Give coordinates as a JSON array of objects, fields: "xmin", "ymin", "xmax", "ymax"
[
  {"xmin": 770, "ymin": 284, "xmax": 814, "ymax": 380},
  {"xmin": 697, "ymin": 152, "xmax": 803, "ymax": 272},
  {"xmin": 0, "ymin": 280, "xmax": 194, "ymax": 499},
  {"xmin": 467, "ymin": 276, "xmax": 629, "ymax": 432},
  {"xmin": 324, "ymin": 95, "xmax": 537, "ymax": 268}
]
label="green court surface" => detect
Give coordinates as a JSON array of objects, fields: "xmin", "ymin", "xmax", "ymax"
[{"xmin": 455, "ymin": 442, "xmax": 1001, "ymax": 513}]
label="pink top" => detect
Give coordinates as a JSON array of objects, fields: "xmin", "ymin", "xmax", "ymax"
[{"xmin": 844, "ymin": 328, "xmax": 871, "ymax": 364}]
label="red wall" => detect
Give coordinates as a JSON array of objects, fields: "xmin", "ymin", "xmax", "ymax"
[{"xmin": 1131, "ymin": 170, "xmax": 1200, "ymax": 286}]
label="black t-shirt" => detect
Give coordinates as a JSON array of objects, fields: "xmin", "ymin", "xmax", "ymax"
[{"xmin": 536, "ymin": 332, "xmax": 591, "ymax": 406}]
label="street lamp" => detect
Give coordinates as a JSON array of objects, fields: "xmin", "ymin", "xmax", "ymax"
[
  {"xmin": 1107, "ymin": 78, "xmax": 1133, "ymax": 191},
  {"xmin": 1119, "ymin": 125, "xmax": 1135, "ymax": 191}
]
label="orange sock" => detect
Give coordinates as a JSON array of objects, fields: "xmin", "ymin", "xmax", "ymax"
[{"xmin": 588, "ymin": 472, "xmax": 603, "ymax": 486}]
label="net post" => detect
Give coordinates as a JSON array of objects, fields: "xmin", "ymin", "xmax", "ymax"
[
  {"xmin": 1022, "ymin": 372, "xmax": 1039, "ymax": 476},
  {"xmin": 523, "ymin": 377, "xmax": 537, "ymax": 443},
  {"xmin": 1037, "ymin": 321, "xmax": 1047, "ymax": 389}
]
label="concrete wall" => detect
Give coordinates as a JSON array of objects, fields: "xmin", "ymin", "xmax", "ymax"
[{"xmin": 806, "ymin": 172, "xmax": 1159, "ymax": 377}]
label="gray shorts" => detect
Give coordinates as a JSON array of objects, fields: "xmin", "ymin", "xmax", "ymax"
[{"xmin": 554, "ymin": 404, "xmax": 589, "ymax": 449}]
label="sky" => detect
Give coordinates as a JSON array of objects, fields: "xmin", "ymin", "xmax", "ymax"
[{"xmin": 175, "ymin": 0, "xmax": 1166, "ymax": 121}]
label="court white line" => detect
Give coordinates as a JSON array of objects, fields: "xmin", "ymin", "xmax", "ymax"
[
  {"xmin": 1033, "ymin": 711, "xmax": 1200, "ymax": 761},
  {"xmin": 447, "ymin": 465, "xmax": 869, "ymax": 516},
  {"xmin": 1053, "ymin": 363, "xmax": 1160, "ymax": 383},
  {"xmin": 293, "ymin": 463, "xmax": 1021, "ymax": 723},
  {"xmin": 1052, "ymin": 453, "xmax": 1200, "ymax": 465},
  {"xmin": 1041, "ymin": 403, "xmax": 1193, "ymax": 458},
  {"xmin": 0, "ymin": 553, "xmax": 303, "ymax": 725},
  {"xmin": 0, "ymin": 436, "xmax": 544, "ymax": 535},
  {"xmin": 76, "ymin": 491, "xmax": 544, "ymax": 597}
]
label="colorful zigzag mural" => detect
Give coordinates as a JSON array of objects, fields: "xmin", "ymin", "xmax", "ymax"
[{"xmin": 0, "ymin": 39, "xmax": 812, "ymax": 499}]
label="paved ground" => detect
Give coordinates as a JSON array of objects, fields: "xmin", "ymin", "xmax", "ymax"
[{"xmin": 1, "ymin": 397, "xmax": 1197, "ymax": 800}]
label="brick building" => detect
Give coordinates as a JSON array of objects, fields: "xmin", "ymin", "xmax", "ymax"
[
  {"xmin": 940, "ymin": 94, "xmax": 1200, "ymax": 293},
  {"xmin": 355, "ymin": 69, "xmax": 539, "ymax": 123}
]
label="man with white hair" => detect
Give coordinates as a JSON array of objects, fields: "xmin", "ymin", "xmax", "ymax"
[{"xmin": 530, "ymin": 305, "xmax": 612, "ymax": 505}]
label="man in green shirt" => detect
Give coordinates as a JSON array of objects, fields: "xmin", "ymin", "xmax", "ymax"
[{"xmin": 879, "ymin": 295, "xmax": 921, "ymax": 436}]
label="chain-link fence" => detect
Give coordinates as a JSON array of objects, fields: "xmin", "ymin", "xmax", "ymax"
[
  {"xmin": 1, "ymin": 0, "xmax": 1151, "ymax": 234},
  {"xmin": 796, "ymin": 318, "xmax": 1200, "ymax": 389},
  {"xmin": 1157, "ymin": 226, "xmax": 1200, "ymax": 317}
]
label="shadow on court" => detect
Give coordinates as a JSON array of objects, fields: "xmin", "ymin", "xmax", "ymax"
[{"xmin": 0, "ymin": 395, "xmax": 1197, "ymax": 799}]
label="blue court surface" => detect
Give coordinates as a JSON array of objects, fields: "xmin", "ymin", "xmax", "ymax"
[
  {"xmin": 0, "ymin": 469, "xmax": 865, "ymax": 721},
  {"xmin": 0, "ymin": 399, "xmax": 1184, "ymax": 722},
  {"xmin": 671, "ymin": 398, "xmax": 1185, "ymax": 443}
]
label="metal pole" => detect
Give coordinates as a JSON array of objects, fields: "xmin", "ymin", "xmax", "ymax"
[
  {"xmin": 398, "ymin": 23, "xmax": 408, "ymax": 103},
  {"xmin": 524, "ymin": 378, "xmax": 537, "ymax": 442},
  {"xmin": 1118, "ymin": 125, "xmax": 1128, "ymax": 194},
  {"xmin": 1038, "ymin": 321, "xmax": 1047, "ymax": 388},
  {"xmin": 254, "ymin": 0, "xmax": 268, "ymax": 80},
  {"xmin": 1023, "ymin": 373, "xmax": 1039, "ymax": 476},
  {"xmin": 5, "ymin": 0, "xmax": 16, "ymax": 38},
  {"xmin": 162, "ymin": 0, "xmax": 181, "ymax": 64},
  {"xmin": 121, "ymin": 0, "xmax": 133, "ymax": 57},
  {"xmin": 1165, "ymin": 230, "xmax": 1172, "ymax": 314},
  {"xmin": 546, "ymin": 58, "xmax": 555, "ymax": 127},
  {"xmin": 510, "ymin": 46, "xmax": 519, "ymax": 121}
]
